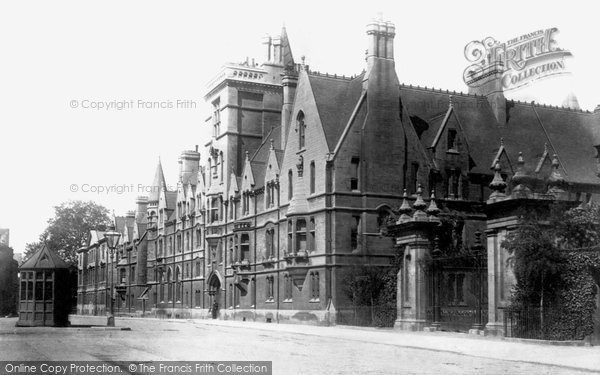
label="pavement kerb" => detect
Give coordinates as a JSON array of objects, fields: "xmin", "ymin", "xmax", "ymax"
[{"xmin": 112, "ymin": 316, "xmax": 600, "ymax": 374}]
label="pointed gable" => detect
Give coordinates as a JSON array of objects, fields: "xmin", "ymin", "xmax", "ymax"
[
  {"xmin": 307, "ymin": 72, "xmax": 364, "ymax": 151},
  {"xmin": 280, "ymin": 26, "xmax": 295, "ymax": 69},
  {"xmin": 241, "ymin": 153, "xmax": 255, "ymax": 191},
  {"xmin": 491, "ymin": 138, "xmax": 514, "ymax": 174},
  {"xmin": 227, "ymin": 172, "xmax": 240, "ymax": 199},
  {"xmin": 265, "ymin": 141, "xmax": 281, "ymax": 183},
  {"xmin": 149, "ymin": 159, "xmax": 167, "ymax": 204},
  {"xmin": 20, "ymin": 244, "xmax": 68, "ymax": 269}
]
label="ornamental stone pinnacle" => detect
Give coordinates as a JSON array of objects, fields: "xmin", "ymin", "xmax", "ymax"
[
  {"xmin": 488, "ymin": 162, "xmax": 507, "ymax": 202},
  {"xmin": 412, "ymin": 184, "xmax": 428, "ymax": 221},
  {"xmin": 397, "ymin": 189, "xmax": 412, "ymax": 224},
  {"xmin": 426, "ymin": 190, "xmax": 440, "ymax": 216}
]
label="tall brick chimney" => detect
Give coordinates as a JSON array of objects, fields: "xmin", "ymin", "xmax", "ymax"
[
  {"xmin": 467, "ymin": 62, "xmax": 507, "ymax": 125},
  {"xmin": 135, "ymin": 196, "xmax": 148, "ymax": 224},
  {"xmin": 365, "ymin": 18, "xmax": 395, "ymax": 71},
  {"xmin": 178, "ymin": 150, "xmax": 201, "ymax": 185}
]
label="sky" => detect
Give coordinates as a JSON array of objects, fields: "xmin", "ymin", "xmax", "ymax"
[{"xmin": 1, "ymin": 0, "xmax": 599, "ymax": 254}]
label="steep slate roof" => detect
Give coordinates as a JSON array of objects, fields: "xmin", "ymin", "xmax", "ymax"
[
  {"xmin": 250, "ymin": 161, "xmax": 266, "ymax": 189},
  {"xmin": 502, "ymin": 103, "xmax": 599, "ymax": 184},
  {"xmin": 20, "ymin": 244, "xmax": 68, "ymax": 269},
  {"xmin": 165, "ymin": 191, "xmax": 177, "ymax": 210},
  {"xmin": 149, "ymin": 159, "xmax": 167, "ymax": 203},
  {"xmin": 251, "ymin": 126, "xmax": 281, "ymax": 163},
  {"xmin": 308, "ymin": 72, "xmax": 364, "ymax": 151},
  {"xmin": 398, "ymin": 84, "xmax": 600, "ymax": 185},
  {"xmin": 400, "ymin": 86, "xmax": 501, "ymax": 175}
]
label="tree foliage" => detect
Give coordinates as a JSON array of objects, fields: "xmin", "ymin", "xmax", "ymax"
[
  {"xmin": 502, "ymin": 203, "xmax": 600, "ymax": 340},
  {"xmin": 24, "ymin": 201, "xmax": 112, "ymax": 266}
]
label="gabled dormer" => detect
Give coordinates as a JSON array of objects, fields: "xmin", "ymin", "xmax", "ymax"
[
  {"xmin": 176, "ymin": 182, "xmax": 186, "ymax": 221},
  {"xmin": 535, "ymin": 143, "xmax": 558, "ymax": 181},
  {"xmin": 429, "ymin": 97, "xmax": 472, "ymax": 199},
  {"xmin": 430, "ymin": 98, "xmax": 470, "ymax": 159},
  {"xmin": 264, "ymin": 140, "xmax": 281, "ymax": 209},
  {"xmin": 240, "ymin": 152, "xmax": 255, "ymax": 217},
  {"xmin": 195, "ymin": 169, "xmax": 206, "ymax": 216},
  {"xmin": 490, "ymin": 138, "xmax": 514, "ymax": 175},
  {"xmin": 185, "ymin": 183, "xmax": 196, "ymax": 217}
]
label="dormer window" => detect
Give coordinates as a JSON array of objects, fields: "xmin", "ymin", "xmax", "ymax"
[
  {"xmin": 297, "ymin": 112, "xmax": 306, "ymax": 149},
  {"xmin": 447, "ymin": 129, "xmax": 458, "ymax": 151}
]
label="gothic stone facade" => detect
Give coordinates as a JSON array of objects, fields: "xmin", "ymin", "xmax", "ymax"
[{"xmin": 77, "ymin": 19, "xmax": 600, "ymax": 330}]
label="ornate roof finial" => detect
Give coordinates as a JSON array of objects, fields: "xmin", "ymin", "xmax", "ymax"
[
  {"xmin": 412, "ymin": 184, "xmax": 429, "ymax": 221},
  {"xmin": 270, "ymin": 138, "xmax": 274, "ymax": 150},
  {"xmin": 426, "ymin": 190, "xmax": 440, "ymax": 216},
  {"xmin": 397, "ymin": 189, "xmax": 412, "ymax": 224},
  {"xmin": 427, "ymin": 190, "xmax": 441, "ymax": 223},
  {"xmin": 398, "ymin": 189, "xmax": 411, "ymax": 214},
  {"xmin": 500, "ymin": 137, "xmax": 505, "ymax": 147},
  {"xmin": 547, "ymin": 153, "xmax": 567, "ymax": 198},
  {"xmin": 517, "ymin": 152, "xmax": 524, "ymax": 169},
  {"xmin": 511, "ymin": 151, "xmax": 535, "ymax": 198},
  {"xmin": 245, "ymin": 150, "xmax": 250, "ymax": 161},
  {"xmin": 488, "ymin": 162, "xmax": 507, "ymax": 201},
  {"xmin": 412, "ymin": 184, "xmax": 427, "ymax": 211}
]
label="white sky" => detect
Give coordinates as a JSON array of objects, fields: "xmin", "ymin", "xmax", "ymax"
[{"xmin": 1, "ymin": 0, "xmax": 599, "ymax": 253}]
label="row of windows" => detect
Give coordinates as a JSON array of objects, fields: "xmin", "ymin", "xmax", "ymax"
[
  {"xmin": 19, "ymin": 271, "xmax": 53, "ymax": 301},
  {"xmin": 80, "ymin": 271, "xmax": 321, "ymax": 308},
  {"xmin": 157, "ymin": 228, "xmax": 202, "ymax": 257}
]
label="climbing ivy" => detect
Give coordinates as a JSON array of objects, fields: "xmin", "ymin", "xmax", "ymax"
[{"xmin": 503, "ymin": 203, "xmax": 600, "ymax": 340}]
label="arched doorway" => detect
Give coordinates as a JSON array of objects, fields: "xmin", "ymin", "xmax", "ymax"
[{"xmin": 208, "ymin": 272, "xmax": 221, "ymax": 319}]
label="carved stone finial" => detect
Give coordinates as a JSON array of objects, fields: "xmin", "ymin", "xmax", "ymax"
[
  {"xmin": 270, "ymin": 139, "xmax": 274, "ymax": 150},
  {"xmin": 488, "ymin": 162, "xmax": 507, "ymax": 201},
  {"xmin": 427, "ymin": 190, "xmax": 441, "ymax": 223},
  {"xmin": 296, "ymin": 155, "xmax": 304, "ymax": 177},
  {"xmin": 426, "ymin": 190, "xmax": 440, "ymax": 216},
  {"xmin": 412, "ymin": 184, "xmax": 428, "ymax": 221},
  {"xmin": 412, "ymin": 184, "xmax": 427, "ymax": 211},
  {"xmin": 547, "ymin": 154, "xmax": 567, "ymax": 198},
  {"xmin": 398, "ymin": 189, "xmax": 411, "ymax": 214},
  {"xmin": 511, "ymin": 151, "xmax": 535, "ymax": 198},
  {"xmin": 397, "ymin": 189, "xmax": 412, "ymax": 224}
]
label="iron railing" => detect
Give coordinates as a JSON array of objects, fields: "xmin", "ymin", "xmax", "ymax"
[{"xmin": 337, "ymin": 304, "xmax": 396, "ymax": 327}]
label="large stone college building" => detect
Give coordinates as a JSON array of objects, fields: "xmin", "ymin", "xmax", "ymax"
[{"xmin": 77, "ymin": 19, "xmax": 600, "ymax": 334}]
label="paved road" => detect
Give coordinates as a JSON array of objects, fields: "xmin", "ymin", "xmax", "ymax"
[{"xmin": 0, "ymin": 318, "xmax": 597, "ymax": 374}]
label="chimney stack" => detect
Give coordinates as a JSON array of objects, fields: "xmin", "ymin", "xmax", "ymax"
[
  {"xmin": 467, "ymin": 62, "xmax": 507, "ymax": 125},
  {"xmin": 178, "ymin": 150, "xmax": 201, "ymax": 185},
  {"xmin": 135, "ymin": 196, "xmax": 148, "ymax": 224},
  {"xmin": 366, "ymin": 17, "xmax": 396, "ymax": 71}
]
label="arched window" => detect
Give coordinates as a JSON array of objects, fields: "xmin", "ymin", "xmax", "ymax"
[
  {"xmin": 297, "ymin": 112, "xmax": 306, "ymax": 149},
  {"xmin": 159, "ymin": 271, "xmax": 165, "ymax": 302},
  {"xmin": 167, "ymin": 268, "xmax": 173, "ymax": 302},
  {"xmin": 288, "ymin": 170, "xmax": 293, "ymax": 200},
  {"xmin": 175, "ymin": 267, "xmax": 181, "ymax": 302},
  {"xmin": 310, "ymin": 161, "xmax": 315, "ymax": 194},
  {"xmin": 265, "ymin": 228, "xmax": 275, "ymax": 259}
]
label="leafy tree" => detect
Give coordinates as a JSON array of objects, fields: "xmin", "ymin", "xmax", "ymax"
[
  {"xmin": 24, "ymin": 201, "xmax": 112, "ymax": 266},
  {"xmin": 503, "ymin": 208, "xmax": 565, "ymax": 338},
  {"xmin": 503, "ymin": 203, "xmax": 600, "ymax": 340}
]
